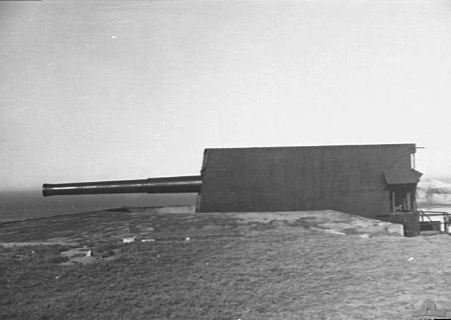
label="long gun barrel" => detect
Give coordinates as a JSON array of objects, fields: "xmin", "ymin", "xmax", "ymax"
[{"xmin": 42, "ymin": 175, "xmax": 202, "ymax": 197}]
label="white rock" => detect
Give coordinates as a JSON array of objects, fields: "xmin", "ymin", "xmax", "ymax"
[{"xmin": 123, "ymin": 237, "xmax": 136, "ymax": 244}]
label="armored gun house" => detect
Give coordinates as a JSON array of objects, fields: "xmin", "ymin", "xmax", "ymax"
[{"xmin": 197, "ymin": 144, "xmax": 422, "ymax": 220}]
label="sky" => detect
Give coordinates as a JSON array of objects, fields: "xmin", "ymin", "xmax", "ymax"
[{"xmin": 1, "ymin": 0, "xmax": 451, "ymax": 192}]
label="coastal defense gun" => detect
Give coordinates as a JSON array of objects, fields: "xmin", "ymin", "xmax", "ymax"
[
  {"xmin": 42, "ymin": 175, "xmax": 202, "ymax": 197},
  {"xmin": 42, "ymin": 144, "xmax": 422, "ymax": 233}
]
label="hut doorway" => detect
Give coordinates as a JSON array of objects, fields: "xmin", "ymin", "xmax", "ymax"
[{"xmin": 389, "ymin": 184, "xmax": 416, "ymax": 213}]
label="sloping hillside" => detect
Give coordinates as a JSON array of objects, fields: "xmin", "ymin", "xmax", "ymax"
[
  {"xmin": 0, "ymin": 209, "xmax": 449, "ymax": 320},
  {"xmin": 417, "ymin": 178, "xmax": 451, "ymax": 205}
]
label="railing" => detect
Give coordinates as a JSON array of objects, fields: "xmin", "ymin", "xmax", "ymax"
[{"xmin": 418, "ymin": 210, "xmax": 450, "ymax": 234}]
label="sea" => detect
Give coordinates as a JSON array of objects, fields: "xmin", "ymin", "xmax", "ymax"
[{"xmin": 0, "ymin": 190, "xmax": 197, "ymax": 223}]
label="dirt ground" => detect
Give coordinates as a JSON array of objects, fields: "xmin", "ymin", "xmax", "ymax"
[{"xmin": 1, "ymin": 209, "xmax": 450, "ymax": 319}]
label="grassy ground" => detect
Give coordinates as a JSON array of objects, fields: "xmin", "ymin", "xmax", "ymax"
[{"xmin": 1, "ymin": 210, "xmax": 451, "ymax": 319}]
